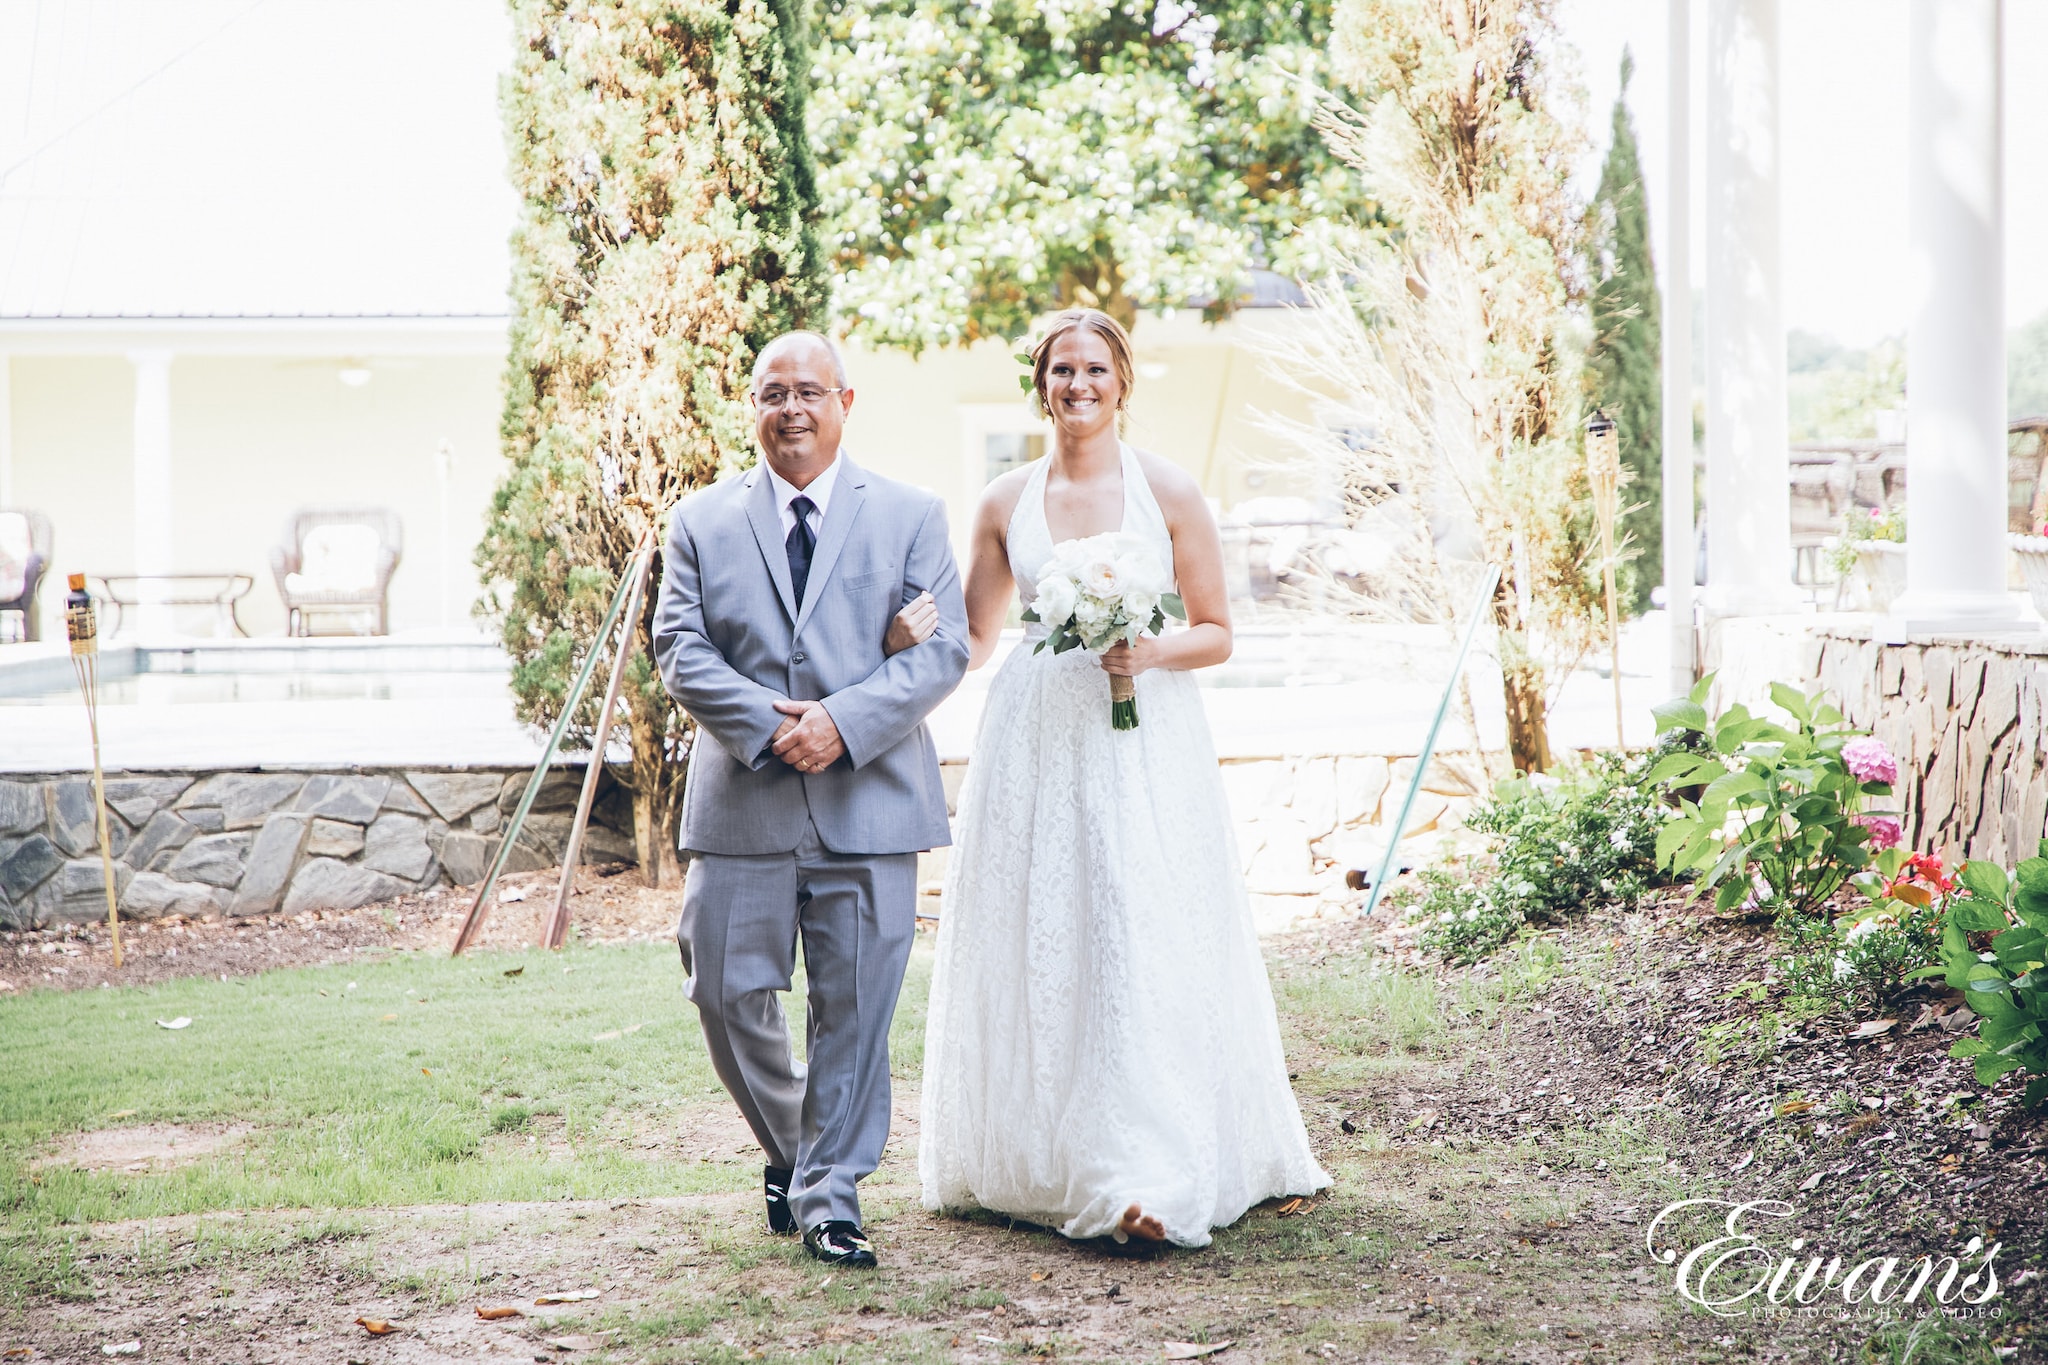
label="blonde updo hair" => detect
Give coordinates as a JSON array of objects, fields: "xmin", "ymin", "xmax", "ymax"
[{"xmin": 1029, "ymin": 308, "xmax": 1136, "ymax": 433}]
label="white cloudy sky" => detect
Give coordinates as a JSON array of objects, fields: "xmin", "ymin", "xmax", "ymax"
[
  {"xmin": 0, "ymin": 0, "xmax": 2038, "ymax": 342},
  {"xmin": 1560, "ymin": 0, "xmax": 2048, "ymax": 346}
]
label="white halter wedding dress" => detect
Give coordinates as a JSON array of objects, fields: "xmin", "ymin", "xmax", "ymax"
[{"xmin": 918, "ymin": 445, "xmax": 1330, "ymax": 1247}]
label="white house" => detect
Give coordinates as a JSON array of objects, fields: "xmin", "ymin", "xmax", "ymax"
[{"xmin": 0, "ymin": 0, "xmax": 1316, "ymax": 642}]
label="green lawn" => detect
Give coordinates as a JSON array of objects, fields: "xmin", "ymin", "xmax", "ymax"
[{"xmin": 0, "ymin": 940, "xmax": 932, "ymax": 1228}]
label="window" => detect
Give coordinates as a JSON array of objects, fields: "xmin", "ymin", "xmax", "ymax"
[{"xmin": 985, "ymin": 431, "xmax": 1045, "ymax": 483}]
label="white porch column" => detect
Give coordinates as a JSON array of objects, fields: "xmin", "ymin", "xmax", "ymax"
[
  {"xmin": 1896, "ymin": 0, "xmax": 2016, "ymax": 630},
  {"xmin": 1703, "ymin": 0, "xmax": 1798, "ymax": 615},
  {"xmin": 129, "ymin": 350, "xmax": 175, "ymax": 637},
  {"xmin": 1664, "ymin": 0, "xmax": 1697, "ymax": 692}
]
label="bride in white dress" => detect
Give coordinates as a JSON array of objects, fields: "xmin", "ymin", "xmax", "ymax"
[{"xmin": 918, "ymin": 308, "xmax": 1330, "ymax": 1247}]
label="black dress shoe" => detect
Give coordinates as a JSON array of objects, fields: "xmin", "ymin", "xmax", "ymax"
[
  {"xmin": 764, "ymin": 1165, "xmax": 796, "ymax": 1236},
  {"xmin": 803, "ymin": 1219, "xmax": 877, "ymax": 1269}
]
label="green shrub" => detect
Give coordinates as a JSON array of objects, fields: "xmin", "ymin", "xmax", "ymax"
[
  {"xmin": 1411, "ymin": 866, "xmax": 1521, "ymax": 964},
  {"xmin": 1780, "ymin": 848, "xmax": 1952, "ymax": 1015},
  {"xmin": 1650, "ymin": 676, "xmax": 1895, "ymax": 916},
  {"xmin": 1469, "ymin": 752, "xmax": 1665, "ymax": 925},
  {"xmin": 1927, "ymin": 844, "xmax": 2048, "ymax": 1108},
  {"xmin": 1410, "ymin": 754, "xmax": 1665, "ymax": 963}
]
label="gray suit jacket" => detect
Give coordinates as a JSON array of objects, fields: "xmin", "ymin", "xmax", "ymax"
[{"xmin": 652, "ymin": 455, "xmax": 969, "ymax": 856}]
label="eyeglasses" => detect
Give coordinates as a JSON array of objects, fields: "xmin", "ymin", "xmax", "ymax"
[{"xmin": 751, "ymin": 385, "xmax": 846, "ymax": 410}]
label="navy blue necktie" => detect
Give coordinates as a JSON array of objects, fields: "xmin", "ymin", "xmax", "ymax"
[{"xmin": 786, "ymin": 495, "xmax": 816, "ymax": 606}]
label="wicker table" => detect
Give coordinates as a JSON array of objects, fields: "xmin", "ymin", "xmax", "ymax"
[{"xmin": 91, "ymin": 574, "xmax": 255, "ymax": 638}]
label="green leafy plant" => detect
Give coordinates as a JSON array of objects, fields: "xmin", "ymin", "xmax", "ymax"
[
  {"xmin": 1410, "ymin": 754, "xmax": 1665, "ymax": 964},
  {"xmin": 1780, "ymin": 849, "xmax": 1952, "ymax": 1015},
  {"xmin": 1649, "ymin": 677, "xmax": 1892, "ymax": 916},
  {"xmin": 1410, "ymin": 866, "xmax": 1521, "ymax": 965},
  {"xmin": 1826, "ymin": 503, "xmax": 1906, "ymax": 578},
  {"xmin": 1469, "ymin": 753, "xmax": 1665, "ymax": 926},
  {"xmin": 1926, "ymin": 844, "xmax": 2048, "ymax": 1108}
]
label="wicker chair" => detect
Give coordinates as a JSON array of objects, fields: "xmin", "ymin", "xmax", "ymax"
[
  {"xmin": 270, "ymin": 507, "xmax": 403, "ymax": 636},
  {"xmin": 0, "ymin": 509, "xmax": 53, "ymax": 643}
]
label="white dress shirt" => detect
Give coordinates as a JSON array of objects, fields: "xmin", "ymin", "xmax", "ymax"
[{"xmin": 766, "ymin": 453, "xmax": 840, "ymax": 541}]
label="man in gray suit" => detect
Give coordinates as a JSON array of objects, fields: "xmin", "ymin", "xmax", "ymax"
[{"xmin": 652, "ymin": 331, "xmax": 969, "ymax": 1269}]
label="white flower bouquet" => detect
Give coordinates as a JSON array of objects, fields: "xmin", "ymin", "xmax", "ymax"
[{"xmin": 1020, "ymin": 531, "xmax": 1185, "ymax": 730}]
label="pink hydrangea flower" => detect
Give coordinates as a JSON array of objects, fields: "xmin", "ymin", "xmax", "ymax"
[
  {"xmin": 1853, "ymin": 813, "xmax": 1904, "ymax": 850},
  {"xmin": 1842, "ymin": 737, "xmax": 1898, "ymax": 785}
]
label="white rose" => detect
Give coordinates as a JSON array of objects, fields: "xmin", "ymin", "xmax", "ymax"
[
  {"xmin": 1033, "ymin": 575, "xmax": 1077, "ymax": 625},
  {"xmin": 1074, "ymin": 595, "xmax": 1109, "ymax": 625},
  {"xmin": 1079, "ymin": 556, "xmax": 1120, "ymax": 596},
  {"xmin": 1120, "ymin": 590, "xmax": 1156, "ymax": 622},
  {"xmin": 1114, "ymin": 550, "xmax": 1170, "ymax": 595}
]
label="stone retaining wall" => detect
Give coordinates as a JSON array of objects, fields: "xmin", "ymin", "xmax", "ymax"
[
  {"xmin": 1811, "ymin": 627, "xmax": 2048, "ymax": 866},
  {"xmin": 1711, "ymin": 617, "xmax": 2048, "ymax": 867},
  {"xmin": 0, "ymin": 766, "xmax": 636, "ymax": 928}
]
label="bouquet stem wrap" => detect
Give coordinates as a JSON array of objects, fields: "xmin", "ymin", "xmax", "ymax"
[{"xmin": 1109, "ymin": 673, "xmax": 1138, "ymax": 730}]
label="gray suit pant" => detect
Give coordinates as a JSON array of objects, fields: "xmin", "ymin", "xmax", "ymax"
[{"xmin": 678, "ymin": 819, "xmax": 917, "ymax": 1231}]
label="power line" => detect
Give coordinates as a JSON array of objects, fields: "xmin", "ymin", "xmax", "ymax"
[{"xmin": 0, "ymin": 0, "xmax": 272, "ymax": 191}]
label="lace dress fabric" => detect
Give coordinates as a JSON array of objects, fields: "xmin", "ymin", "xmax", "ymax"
[{"xmin": 918, "ymin": 444, "xmax": 1331, "ymax": 1247}]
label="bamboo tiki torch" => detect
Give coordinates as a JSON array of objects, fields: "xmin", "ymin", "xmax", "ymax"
[
  {"xmin": 1586, "ymin": 411, "xmax": 1624, "ymax": 748},
  {"xmin": 64, "ymin": 574, "xmax": 122, "ymax": 968}
]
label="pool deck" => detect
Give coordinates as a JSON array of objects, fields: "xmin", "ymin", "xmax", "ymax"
[{"xmin": 0, "ymin": 621, "xmax": 1676, "ymax": 773}]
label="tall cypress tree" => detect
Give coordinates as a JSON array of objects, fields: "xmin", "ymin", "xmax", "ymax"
[
  {"xmin": 477, "ymin": 0, "xmax": 828, "ymax": 884},
  {"xmin": 1587, "ymin": 51, "xmax": 1662, "ymax": 615}
]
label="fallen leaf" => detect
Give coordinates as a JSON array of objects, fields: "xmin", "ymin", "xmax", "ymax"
[
  {"xmin": 355, "ymin": 1318, "xmax": 396, "ymax": 1335},
  {"xmin": 1338, "ymin": 1115, "xmax": 1357, "ymax": 1134},
  {"xmin": 545, "ymin": 1337, "xmax": 602, "ymax": 1352},
  {"xmin": 1846, "ymin": 1019, "xmax": 1897, "ymax": 1040},
  {"xmin": 1776, "ymin": 1099, "xmax": 1815, "ymax": 1117},
  {"xmin": 498, "ymin": 886, "xmax": 528, "ymax": 903},
  {"xmin": 1798, "ymin": 1171, "xmax": 1825, "ymax": 1192},
  {"xmin": 380, "ymin": 1014, "xmax": 398, "ymax": 1022},
  {"xmin": 318, "ymin": 989, "xmax": 329, "ymax": 997},
  {"xmin": 1164, "ymin": 1343, "xmax": 1233, "ymax": 1360},
  {"xmin": 156, "ymin": 1017, "xmax": 191, "ymax": 1031},
  {"xmin": 475, "ymin": 1306, "xmax": 523, "ymax": 1320},
  {"xmin": 421, "ymin": 1068, "xmax": 432, "ymax": 1076},
  {"xmin": 1730, "ymin": 1152, "xmax": 1754, "ymax": 1172},
  {"xmin": 6, "ymin": 1348, "xmax": 31, "ymax": 1357},
  {"xmin": 101, "ymin": 1346, "xmax": 141, "ymax": 1358},
  {"xmin": 108, "ymin": 1109, "xmax": 136, "ymax": 1119},
  {"xmin": 592, "ymin": 1030, "xmax": 621, "ymax": 1042},
  {"xmin": 1277, "ymin": 1198, "xmax": 1313, "ymax": 1218},
  {"xmin": 533, "ymin": 1290, "xmax": 599, "ymax": 1305},
  {"xmin": 503, "ymin": 966, "xmax": 524, "ymax": 977}
]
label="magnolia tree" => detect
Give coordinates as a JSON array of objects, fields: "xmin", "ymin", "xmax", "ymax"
[
  {"xmin": 478, "ymin": 0, "xmax": 829, "ymax": 883},
  {"xmin": 1262, "ymin": 0, "xmax": 1601, "ymax": 771},
  {"xmin": 808, "ymin": 0, "xmax": 1368, "ymax": 348}
]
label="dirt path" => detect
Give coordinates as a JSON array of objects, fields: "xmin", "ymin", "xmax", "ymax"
[{"xmin": 0, "ymin": 866, "xmax": 679, "ymax": 996}]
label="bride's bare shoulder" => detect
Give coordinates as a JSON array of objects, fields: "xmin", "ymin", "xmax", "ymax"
[{"xmin": 974, "ymin": 465, "xmax": 1034, "ymax": 532}]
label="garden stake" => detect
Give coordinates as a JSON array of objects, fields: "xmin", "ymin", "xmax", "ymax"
[
  {"xmin": 1361, "ymin": 563, "xmax": 1502, "ymax": 922},
  {"xmin": 451, "ymin": 558, "xmax": 642, "ymax": 956},
  {"xmin": 64, "ymin": 574, "xmax": 122, "ymax": 968},
  {"xmin": 543, "ymin": 531, "xmax": 656, "ymax": 950},
  {"xmin": 1586, "ymin": 409, "xmax": 1624, "ymax": 747}
]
